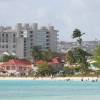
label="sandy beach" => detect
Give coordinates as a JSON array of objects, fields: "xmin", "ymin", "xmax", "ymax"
[{"xmin": 0, "ymin": 77, "xmax": 99, "ymax": 81}]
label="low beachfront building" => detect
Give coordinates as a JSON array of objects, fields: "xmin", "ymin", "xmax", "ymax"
[
  {"xmin": 48, "ymin": 57, "xmax": 64, "ymax": 72},
  {"xmin": 0, "ymin": 59, "xmax": 32, "ymax": 76},
  {"xmin": 35, "ymin": 57, "xmax": 64, "ymax": 73}
]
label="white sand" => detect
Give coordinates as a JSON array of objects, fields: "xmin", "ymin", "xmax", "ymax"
[{"xmin": 0, "ymin": 77, "xmax": 99, "ymax": 81}]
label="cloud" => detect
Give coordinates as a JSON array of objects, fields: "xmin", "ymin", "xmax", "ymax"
[{"xmin": 0, "ymin": 0, "xmax": 100, "ymax": 41}]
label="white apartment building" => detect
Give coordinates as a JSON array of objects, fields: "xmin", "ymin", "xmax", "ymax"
[{"xmin": 0, "ymin": 23, "xmax": 58, "ymax": 59}]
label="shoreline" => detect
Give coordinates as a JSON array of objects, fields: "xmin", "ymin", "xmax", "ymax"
[{"xmin": 0, "ymin": 77, "xmax": 99, "ymax": 81}]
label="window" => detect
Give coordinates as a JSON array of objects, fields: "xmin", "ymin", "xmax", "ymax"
[
  {"xmin": 24, "ymin": 39, "xmax": 26, "ymax": 43},
  {"xmin": 30, "ymin": 46, "xmax": 33, "ymax": 49},
  {"xmin": 23, "ymin": 67, "xmax": 26, "ymax": 70},
  {"xmin": 24, "ymin": 52, "xmax": 26, "ymax": 57},
  {"xmin": 13, "ymin": 34, "xmax": 16, "ymax": 42},
  {"xmin": 12, "ymin": 66, "xmax": 15, "ymax": 70},
  {"xmin": 24, "ymin": 46, "xmax": 26, "ymax": 49},
  {"xmin": 46, "ymin": 47, "xmax": 50, "ymax": 49},
  {"xmin": 2, "ymin": 34, "xmax": 4, "ymax": 37},
  {"xmin": 2, "ymin": 46, "xmax": 4, "ymax": 48},
  {"xmin": 30, "ymin": 31, "xmax": 33, "ymax": 33},
  {"xmin": 30, "ymin": 35, "xmax": 33, "ymax": 37},
  {"xmin": 46, "ymin": 32, "xmax": 49, "ymax": 34},
  {"xmin": 46, "ymin": 39, "xmax": 49, "ymax": 41},
  {"xmin": 6, "ymin": 66, "xmax": 10, "ymax": 70},
  {"xmin": 30, "ymin": 39, "xmax": 33, "ymax": 41},
  {"xmin": 13, "ymin": 45, "xmax": 16, "ymax": 48},
  {"xmin": 6, "ymin": 45, "xmax": 8, "ymax": 48},
  {"xmin": 6, "ymin": 39, "xmax": 8, "ymax": 42},
  {"xmin": 13, "ymin": 34, "xmax": 15, "ymax": 37},
  {"xmin": 20, "ymin": 31, "xmax": 23, "ymax": 33},
  {"xmin": 20, "ymin": 35, "xmax": 23, "ymax": 37},
  {"xmin": 30, "ymin": 43, "xmax": 33, "ymax": 46},
  {"xmin": 46, "ymin": 35, "xmax": 49, "ymax": 38},
  {"xmin": 19, "ymin": 66, "xmax": 22, "ymax": 71},
  {"xmin": 6, "ymin": 34, "xmax": 8, "ymax": 37},
  {"xmin": 46, "ymin": 43, "xmax": 50, "ymax": 45}
]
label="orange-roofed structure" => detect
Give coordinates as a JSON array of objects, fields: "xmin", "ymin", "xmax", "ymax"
[
  {"xmin": 48, "ymin": 57, "xmax": 63, "ymax": 72},
  {"xmin": 48, "ymin": 57, "xmax": 61, "ymax": 64},
  {"xmin": 0, "ymin": 59, "xmax": 32, "ymax": 76},
  {"xmin": 35, "ymin": 60, "xmax": 46, "ymax": 65}
]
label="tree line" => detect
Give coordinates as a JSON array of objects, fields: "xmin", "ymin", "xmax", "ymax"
[{"xmin": 0, "ymin": 29, "xmax": 100, "ymax": 77}]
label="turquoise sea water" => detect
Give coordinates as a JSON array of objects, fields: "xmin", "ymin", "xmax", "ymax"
[{"xmin": 0, "ymin": 80, "xmax": 100, "ymax": 100}]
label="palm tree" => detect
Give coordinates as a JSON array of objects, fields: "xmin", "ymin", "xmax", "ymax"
[
  {"xmin": 72, "ymin": 29, "xmax": 91, "ymax": 75},
  {"xmin": 72, "ymin": 29, "xmax": 85, "ymax": 46}
]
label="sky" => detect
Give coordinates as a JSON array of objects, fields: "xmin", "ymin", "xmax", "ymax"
[{"xmin": 0, "ymin": 0, "xmax": 100, "ymax": 41}]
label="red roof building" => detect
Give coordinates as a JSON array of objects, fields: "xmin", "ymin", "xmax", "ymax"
[
  {"xmin": 0, "ymin": 59, "xmax": 32, "ymax": 74},
  {"xmin": 34, "ymin": 57, "xmax": 64, "ymax": 72},
  {"xmin": 48, "ymin": 57, "xmax": 63, "ymax": 72},
  {"xmin": 48, "ymin": 57, "xmax": 61, "ymax": 64},
  {"xmin": 35, "ymin": 60, "xmax": 46, "ymax": 65}
]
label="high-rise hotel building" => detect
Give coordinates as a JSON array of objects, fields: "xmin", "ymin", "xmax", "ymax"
[{"xmin": 0, "ymin": 23, "xmax": 58, "ymax": 59}]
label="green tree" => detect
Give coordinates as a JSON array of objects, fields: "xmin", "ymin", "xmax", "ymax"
[
  {"xmin": 72, "ymin": 29, "xmax": 85, "ymax": 46},
  {"xmin": 74, "ymin": 48, "xmax": 91, "ymax": 74},
  {"xmin": 63, "ymin": 66, "xmax": 75, "ymax": 75},
  {"xmin": 41, "ymin": 49, "xmax": 53, "ymax": 61},
  {"xmin": 66, "ymin": 50, "xmax": 75, "ymax": 65},
  {"xmin": 32, "ymin": 47, "xmax": 57, "ymax": 62},
  {"xmin": 0, "ymin": 55, "xmax": 17, "ymax": 62},
  {"xmin": 37, "ymin": 62, "xmax": 52, "ymax": 76},
  {"xmin": 32, "ymin": 46, "xmax": 42, "ymax": 62},
  {"xmin": 74, "ymin": 48, "xmax": 91, "ymax": 63},
  {"xmin": 94, "ymin": 46, "xmax": 100, "ymax": 68},
  {"xmin": 70, "ymin": 29, "xmax": 91, "ymax": 75}
]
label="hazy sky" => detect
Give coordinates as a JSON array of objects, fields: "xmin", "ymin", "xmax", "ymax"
[{"xmin": 0, "ymin": 0, "xmax": 100, "ymax": 41}]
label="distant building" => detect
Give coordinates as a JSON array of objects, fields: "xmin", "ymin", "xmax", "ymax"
[
  {"xmin": 0, "ymin": 23, "xmax": 58, "ymax": 59},
  {"xmin": 58, "ymin": 40, "xmax": 100, "ymax": 53}
]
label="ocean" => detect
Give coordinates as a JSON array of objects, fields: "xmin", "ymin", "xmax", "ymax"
[{"xmin": 0, "ymin": 80, "xmax": 100, "ymax": 100}]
